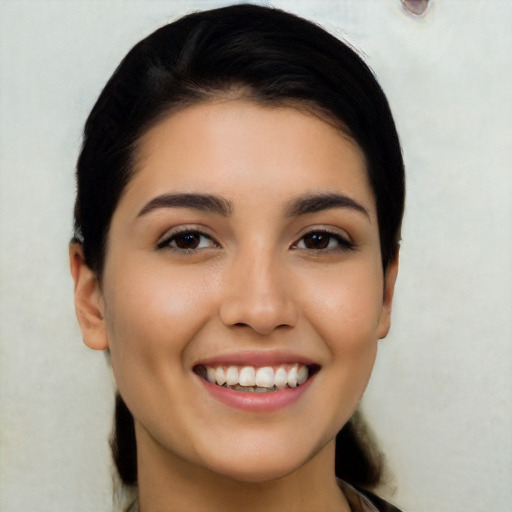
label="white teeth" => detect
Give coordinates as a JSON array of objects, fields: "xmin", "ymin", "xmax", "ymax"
[
  {"xmin": 206, "ymin": 367, "xmax": 216, "ymax": 384},
  {"xmin": 215, "ymin": 366, "xmax": 226, "ymax": 386},
  {"xmin": 226, "ymin": 366, "xmax": 239, "ymax": 386},
  {"xmin": 274, "ymin": 367, "xmax": 288, "ymax": 389},
  {"xmin": 239, "ymin": 366, "xmax": 256, "ymax": 387},
  {"xmin": 255, "ymin": 367, "xmax": 274, "ymax": 388},
  {"xmin": 200, "ymin": 363, "xmax": 311, "ymax": 390},
  {"xmin": 287, "ymin": 365, "xmax": 298, "ymax": 388},
  {"xmin": 297, "ymin": 365, "xmax": 308, "ymax": 385}
]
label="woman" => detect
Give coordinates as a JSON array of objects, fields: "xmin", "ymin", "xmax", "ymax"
[{"xmin": 70, "ymin": 4, "xmax": 405, "ymax": 511}]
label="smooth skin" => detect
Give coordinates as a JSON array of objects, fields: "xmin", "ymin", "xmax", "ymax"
[{"xmin": 71, "ymin": 100, "xmax": 398, "ymax": 512}]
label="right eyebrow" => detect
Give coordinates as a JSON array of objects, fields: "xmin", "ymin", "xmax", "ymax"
[
  {"xmin": 285, "ymin": 192, "xmax": 370, "ymax": 220},
  {"xmin": 137, "ymin": 192, "xmax": 233, "ymax": 218}
]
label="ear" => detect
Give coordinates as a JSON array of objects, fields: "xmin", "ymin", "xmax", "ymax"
[
  {"xmin": 69, "ymin": 243, "xmax": 109, "ymax": 350},
  {"xmin": 376, "ymin": 253, "xmax": 399, "ymax": 340}
]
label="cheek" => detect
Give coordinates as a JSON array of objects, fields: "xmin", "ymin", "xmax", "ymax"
[
  {"xmin": 297, "ymin": 259, "xmax": 385, "ymax": 352},
  {"xmin": 298, "ymin": 263, "xmax": 383, "ymax": 434},
  {"xmin": 102, "ymin": 257, "xmax": 218, "ymax": 387}
]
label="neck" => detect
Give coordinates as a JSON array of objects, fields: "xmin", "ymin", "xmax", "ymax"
[{"xmin": 135, "ymin": 423, "xmax": 350, "ymax": 512}]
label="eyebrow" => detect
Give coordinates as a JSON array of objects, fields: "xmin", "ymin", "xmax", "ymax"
[
  {"xmin": 137, "ymin": 193, "xmax": 233, "ymax": 218},
  {"xmin": 285, "ymin": 192, "xmax": 370, "ymax": 219}
]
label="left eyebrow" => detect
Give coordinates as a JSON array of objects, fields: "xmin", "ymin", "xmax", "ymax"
[{"xmin": 285, "ymin": 192, "xmax": 370, "ymax": 219}]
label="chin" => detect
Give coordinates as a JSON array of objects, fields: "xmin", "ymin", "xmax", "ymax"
[
  {"xmin": 199, "ymin": 438, "xmax": 320, "ymax": 484},
  {"xmin": 211, "ymin": 459, "xmax": 302, "ymax": 484}
]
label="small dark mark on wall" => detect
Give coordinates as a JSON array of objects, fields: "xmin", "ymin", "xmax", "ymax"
[{"xmin": 400, "ymin": 0, "xmax": 431, "ymax": 17}]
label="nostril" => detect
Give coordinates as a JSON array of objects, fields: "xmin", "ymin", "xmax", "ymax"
[
  {"xmin": 219, "ymin": 287, "xmax": 299, "ymax": 334},
  {"xmin": 232, "ymin": 322, "xmax": 293, "ymax": 331}
]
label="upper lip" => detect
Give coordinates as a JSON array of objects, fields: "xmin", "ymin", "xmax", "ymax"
[{"xmin": 193, "ymin": 350, "xmax": 319, "ymax": 368}]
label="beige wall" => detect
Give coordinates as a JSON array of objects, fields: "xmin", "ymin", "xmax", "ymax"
[{"xmin": 1, "ymin": 1, "xmax": 510, "ymax": 510}]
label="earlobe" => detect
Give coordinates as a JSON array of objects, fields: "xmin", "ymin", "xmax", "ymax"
[
  {"xmin": 377, "ymin": 253, "xmax": 399, "ymax": 340},
  {"xmin": 69, "ymin": 243, "xmax": 109, "ymax": 351}
]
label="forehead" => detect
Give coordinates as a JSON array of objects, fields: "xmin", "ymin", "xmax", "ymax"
[{"xmin": 122, "ymin": 100, "xmax": 375, "ymax": 218}]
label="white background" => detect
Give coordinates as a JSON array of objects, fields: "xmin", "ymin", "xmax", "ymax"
[{"xmin": 0, "ymin": 1, "xmax": 510, "ymax": 511}]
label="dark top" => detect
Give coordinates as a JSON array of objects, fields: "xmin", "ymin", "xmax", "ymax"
[
  {"xmin": 340, "ymin": 480, "xmax": 404, "ymax": 512},
  {"xmin": 355, "ymin": 485, "xmax": 404, "ymax": 511}
]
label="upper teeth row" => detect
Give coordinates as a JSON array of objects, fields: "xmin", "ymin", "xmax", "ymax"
[{"xmin": 204, "ymin": 364, "xmax": 309, "ymax": 389}]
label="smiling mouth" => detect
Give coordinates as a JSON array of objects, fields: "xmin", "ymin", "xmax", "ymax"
[{"xmin": 194, "ymin": 363, "xmax": 319, "ymax": 393}]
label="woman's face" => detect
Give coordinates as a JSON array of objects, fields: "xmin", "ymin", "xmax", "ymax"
[{"xmin": 92, "ymin": 100, "xmax": 396, "ymax": 482}]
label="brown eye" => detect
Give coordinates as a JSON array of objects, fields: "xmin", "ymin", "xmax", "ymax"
[
  {"xmin": 294, "ymin": 230, "xmax": 354, "ymax": 252},
  {"xmin": 173, "ymin": 233, "xmax": 202, "ymax": 249},
  {"xmin": 302, "ymin": 232, "xmax": 331, "ymax": 250},
  {"xmin": 157, "ymin": 230, "xmax": 218, "ymax": 251}
]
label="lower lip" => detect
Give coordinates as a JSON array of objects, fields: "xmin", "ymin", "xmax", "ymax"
[{"xmin": 197, "ymin": 375, "xmax": 314, "ymax": 412}]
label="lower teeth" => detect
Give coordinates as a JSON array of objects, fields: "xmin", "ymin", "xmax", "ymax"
[{"xmin": 227, "ymin": 384, "xmax": 277, "ymax": 392}]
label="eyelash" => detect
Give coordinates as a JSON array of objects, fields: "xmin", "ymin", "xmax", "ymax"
[{"xmin": 157, "ymin": 228, "xmax": 354, "ymax": 253}]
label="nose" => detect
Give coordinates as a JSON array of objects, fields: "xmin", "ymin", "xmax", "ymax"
[{"xmin": 219, "ymin": 249, "xmax": 299, "ymax": 336}]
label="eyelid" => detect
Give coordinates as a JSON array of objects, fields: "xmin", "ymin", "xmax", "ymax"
[{"xmin": 293, "ymin": 225, "xmax": 352, "ymax": 241}]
